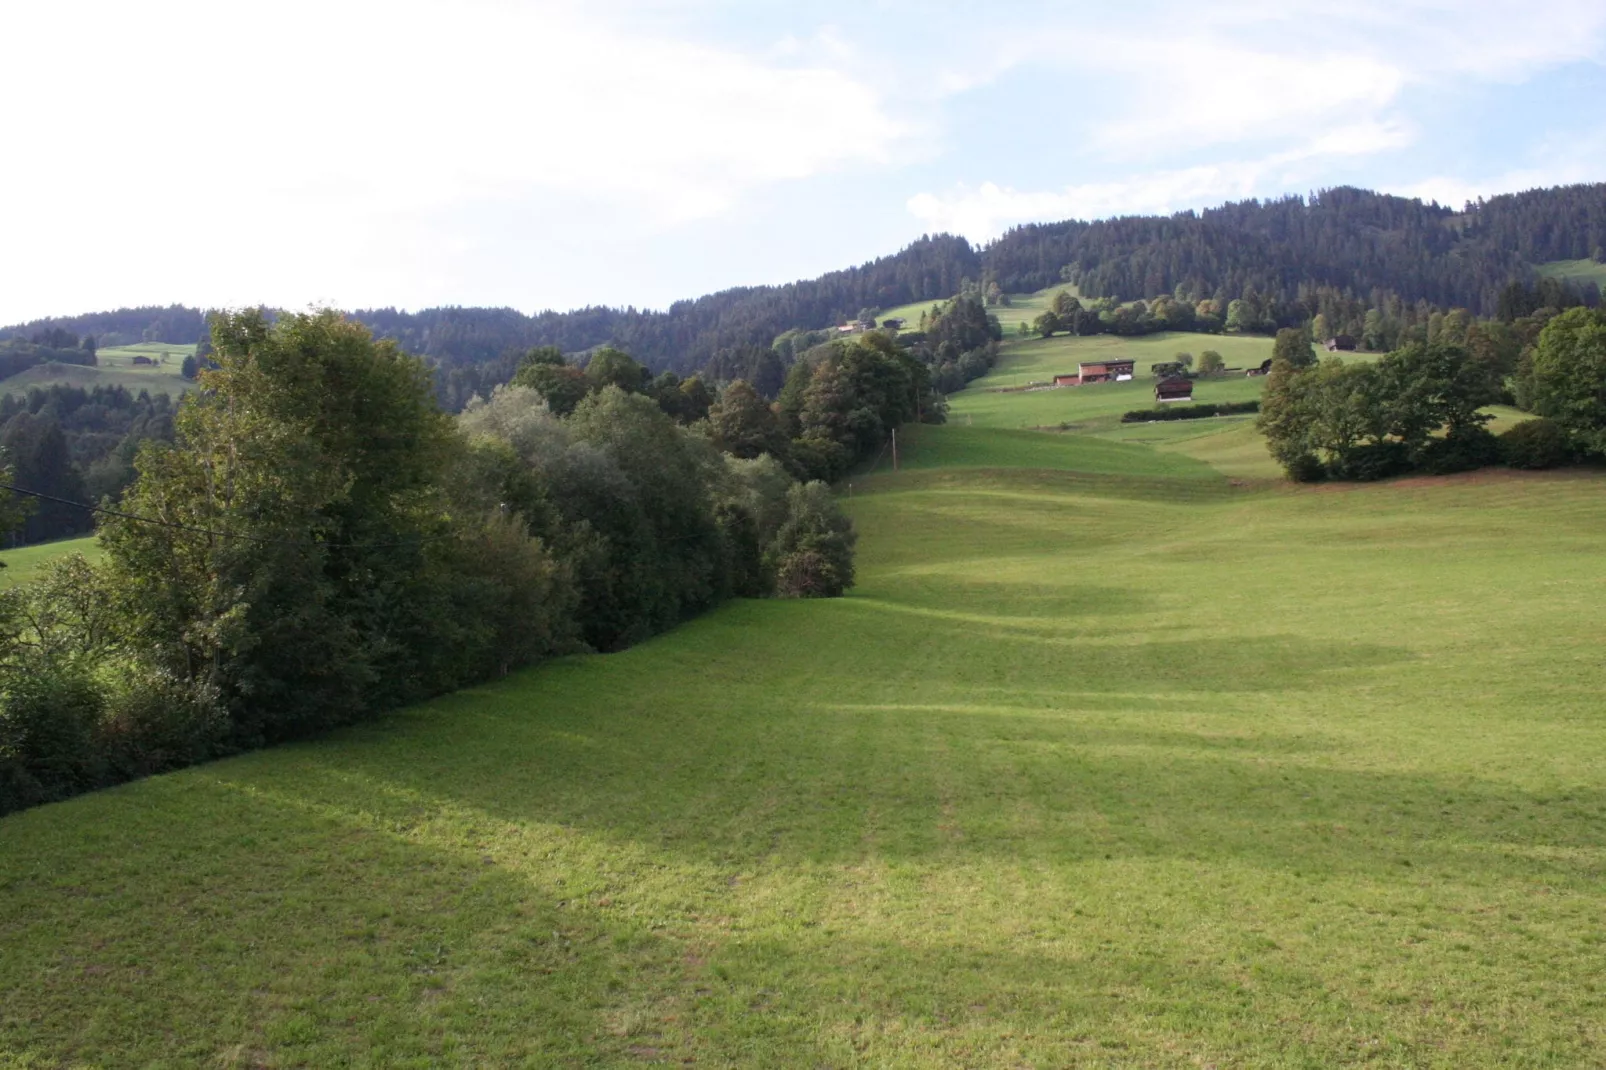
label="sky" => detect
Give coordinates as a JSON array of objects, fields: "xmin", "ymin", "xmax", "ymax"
[{"xmin": 3, "ymin": 0, "xmax": 1605, "ymax": 326}]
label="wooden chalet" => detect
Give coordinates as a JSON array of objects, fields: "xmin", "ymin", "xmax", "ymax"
[
  {"xmin": 1155, "ymin": 376, "xmax": 1194, "ymax": 402},
  {"xmin": 1324, "ymin": 335, "xmax": 1357, "ymax": 352},
  {"xmin": 1052, "ymin": 373, "xmax": 1080, "ymax": 387},
  {"xmin": 1076, "ymin": 359, "xmax": 1135, "ymax": 384}
]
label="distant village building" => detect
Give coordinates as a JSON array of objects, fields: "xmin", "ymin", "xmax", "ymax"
[
  {"xmin": 1245, "ymin": 358, "xmax": 1273, "ymax": 377},
  {"xmin": 1052, "ymin": 374, "xmax": 1080, "ymax": 387},
  {"xmin": 1324, "ymin": 335, "xmax": 1357, "ymax": 352},
  {"xmin": 1155, "ymin": 376, "xmax": 1194, "ymax": 402},
  {"xmin": 882, "ymin": 317, "xmax": 906, "ymax": 330},
  {"xmin": 131, "ymin": 355, "xmax": 156, "ymax": 365}
]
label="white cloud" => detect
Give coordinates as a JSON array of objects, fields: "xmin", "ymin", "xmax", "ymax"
[
  {"xmin": 908, "ymin": 121, "xmax": 1418, "ymax": 240},
  {"xmin": 0, "ymin": 0, "xmax": 912, "ymax": 321}
]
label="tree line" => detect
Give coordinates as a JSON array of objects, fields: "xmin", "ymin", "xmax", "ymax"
[
  {"xmin": 0, "ymin": 311, "xmax": 862, "ymax": 815},
  {"xmin": 8, "ymin": 185, "xmax": 1602, "ymax": 419},
  {"xmin": 1257, "ymin": 301, "xmax": 1606, "ymax": 481}
]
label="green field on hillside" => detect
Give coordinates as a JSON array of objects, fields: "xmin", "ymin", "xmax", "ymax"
[
  {"xmin": 0, "ymin": 343, "xmax": 195, "ymax": 398},
  {"xmin": 4, "ymin": 355, "xmax": 1606, "ymax": 1067},
  {"xmin": 880, "ymin": 285, "xmax": 1085, "ymax": 335},
  {"xmin": 0, "ymin": 536, "xmax": 102, "ymax": 588},
  {"xmin": 945, "ymin": 332, "xmax": 1271, "ymax": 431},
  {"xmin": 1535, "ymin": 258, "xmax": 1606, "ymax": 288}
]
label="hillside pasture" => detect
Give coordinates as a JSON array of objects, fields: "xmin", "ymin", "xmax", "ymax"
[
  {"xmin": 0, "ymin": 342, "xmax": 195, "ymax": 399},
  {"xmin": 1535, "ymin": 258, "xmax": 1606, "ymax": 288},
  {"xmin": 3, "ymin": 423, "xmax": 1606, "ymax": 1065},
  {"xmin": 945, "ymin": 330, "xmax": 1273, "ymax": 432},
  {"xmin": 877, "ymin": 285, "xmax": 1086, "ymax": 336},
  {"xmin": 0, "ymin": 535, "xmax": 102, "ymax": 587}
]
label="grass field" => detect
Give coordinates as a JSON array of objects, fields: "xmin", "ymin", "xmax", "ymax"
[
  {"xmin": 945, "ymin": 332, "xmax": 1272, "ymax": 432},
  {"xmin": 1534, "ymin": 258, "xmax": 1606, "ymax": 288},
  {"xmin": 0, "ymin": 536, "xmax": 102, "ymax": 588},
  {"xmin": 0, "ymin": 343, "xmax": 195, "ymax": 399},
  {"xmin": 3, "ymin": 335, "xmax": 1604, "ymax": 1065},
  {"xmin": 879, "ymin": 285, "xmax": 1086, "ymax": 336}
]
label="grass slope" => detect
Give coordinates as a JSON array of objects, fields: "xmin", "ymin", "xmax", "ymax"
[
  {"xmin": 879, "ymin": 285, "xmax": 1086, "ymax": 336},
  {"xmin": 946, "ymin": 332, "xmax": 1272, "ymax": 432},
  {"xmin": 0, "ymin": 343, "xmax": 195, "ymax": 398},
  {"xmin": 0, "ymin": 536, "xmax": 102, "ymax": 588},
  {"xmin": 1535, "ymin": 258, "xmax": 1606, "ymax": 288},
  {"xmin": 4, "ymin": 413, "xmax": 1606, "ymax": 1064}
]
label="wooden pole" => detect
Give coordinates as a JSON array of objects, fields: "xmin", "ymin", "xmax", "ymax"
[{"xmin": 892, "ymin": 428, "xmax": 898, "ymax": 472}]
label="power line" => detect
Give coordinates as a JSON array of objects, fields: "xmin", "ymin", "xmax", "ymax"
[{"xmin": 0, "ymin": 482, "xmax": 456, "ymax": 551}]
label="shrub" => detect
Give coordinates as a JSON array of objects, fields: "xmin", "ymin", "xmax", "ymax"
[
  {"xmin": 0, "ymin": 666, "xmax": 107, "ymax": 812},
  {"xmin": 1500, "ymin": 418, "xmax": 1573, "ymax": 470},
  {"xmin": 1331, "ymin": 441, "xmax": 1412, "ymax": 481},
  {"xmin": 1416, "ymin": 426, "xmax": 1503, "ymax": 475},
  {"xmin": 775, "ymin": 550, "xmax": 848, "ymax": 598},
  {"xmin": 100, "ymin": 671, "xmax": 229, "ymax": 781},
  {"xmin": 1284, "ymin": 453, "xmax": 1327, "ymax": 483},
  {"xmin": 766, "ymin": 482, "xmax": 857, "ymax": 598},
  {"xmin": 1121, "ymin": 401, "xmax": 1259, "ymax": 423}
]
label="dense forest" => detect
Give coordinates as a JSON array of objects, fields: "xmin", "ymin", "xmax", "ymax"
[
  {"xmin": 0, "ymin": 386, "xmax": 177, "ymax": 544},
  {"xmin": 5, "ymin": 184, "xmax": 1604, "ymax": 411}
]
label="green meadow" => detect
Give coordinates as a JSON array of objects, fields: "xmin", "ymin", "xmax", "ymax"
[
  {"xmin": 945, "ymin": 332, "xmax": 1272, "ymax": 432},
  {"xmin": 0, "ymin": 536, "xmax": 102, "ymax": 588},
  {"xmin": 0, "ymin": 343, "xmax": 195, "ymax": 399},
  {"xmin": 881, "ymin": 285, "xmax": 1087, "ymax": 335},
  {"xmin": 1535, "ymin": 258, "xmax": 1606, "ymax": 288},
  {"xmin": 4, "ymin": 323, "xmax": 1606, "ymax": 1066}
]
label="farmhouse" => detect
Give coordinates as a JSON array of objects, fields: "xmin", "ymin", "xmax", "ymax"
[
  {"xmin": 1076, "ymin": 359, "xmax": 1135, "ymax": 384},
  {"xmin": 1155, "ymin": 376, "xmax": 1194, "ymax": 402},
  {"xmin": 1324, "ymin": 335, "xmax": 1357, "ymax": 351}
]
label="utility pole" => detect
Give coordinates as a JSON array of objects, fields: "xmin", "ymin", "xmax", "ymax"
[{"xmin": 891, "ymin": 428, "xmax": 899, "ymax": 472}]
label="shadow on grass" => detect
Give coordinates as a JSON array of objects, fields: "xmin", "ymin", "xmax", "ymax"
[
  {"xmin": 248, "ymin": 636, "xmax": 1598, "ymax": 888},
  {"xmin": 1, "ymin": 762, "xmax": 1452, "ymax": 1067}
]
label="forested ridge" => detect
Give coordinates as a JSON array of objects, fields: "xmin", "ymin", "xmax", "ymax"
[{"xmin": 6, "ymin": 184, "xmax": 1604, "ymax": 408}]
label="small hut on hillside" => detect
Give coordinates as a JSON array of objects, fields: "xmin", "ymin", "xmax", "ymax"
[{"xmin": 1155, "ymin": 376, "xmax": 1193, "ymax": 403}]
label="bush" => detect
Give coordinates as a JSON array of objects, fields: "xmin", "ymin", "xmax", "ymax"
[
  {"xmin": 1416, "ymin": 426, "xmax": 1503, "ymax": 475},
  {"xmin": 100, "ymin": 671, "xmax": 229, "ymax": 781},
  {"xmin": 766, "ymin": 482, "xmax": 856, "ymax": 598},
  {"xmin": 1500, "ymin": 418, "xmax": 1573, "ymax": 470},
  {"xmin": 1121, "ymin": 401, "xmax": 1259, "ymax": 423},
  {"xmin": 1331, "ymin": 441, "xmax": 1412, "ymax": 481},
  {"xmin": 0, "ymin": 666, "xmax": 107, "ymax": 812},
  {"xmin": 1284, "ymin": 453, "xmax": 1327, "ymax": 483},
  {"xmin": 775, "ymin": 550, "xmax": 849, "ymax": 598}
]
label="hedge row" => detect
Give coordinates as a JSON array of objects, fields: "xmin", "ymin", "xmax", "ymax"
[{"xmin": 1120, "ymin": 400, "xmax": 1260, "ymax": 423}]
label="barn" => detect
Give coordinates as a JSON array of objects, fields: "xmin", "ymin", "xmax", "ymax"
[
  {"xmin": 1155, "ymin": 376, "xmax": 1194, "ymax": 402},
  {"xmin": 1076, "ymin": 359, "xmax": 1135, "ymax": 384},
  {"xmin": 1052, "ymin": 374, "xmax": 1080, "ymax": 387}
]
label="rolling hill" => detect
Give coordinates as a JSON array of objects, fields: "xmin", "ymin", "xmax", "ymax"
[
  {"xmin": 6, "ymin": 184, "xmax": 1604, "ymax": 398},
  {"xmin": 3, "ymin": 324, "xmax": 1602, "ymax": 1064}
]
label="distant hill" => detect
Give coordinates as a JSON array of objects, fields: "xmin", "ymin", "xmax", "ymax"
[
  {"xmin": 6, "ymin": 183, "xmax": 1603, "ymax": 407},
  {"xmin": 0, "ymin": 344, "xmax": 195, "ymax": 401}
]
